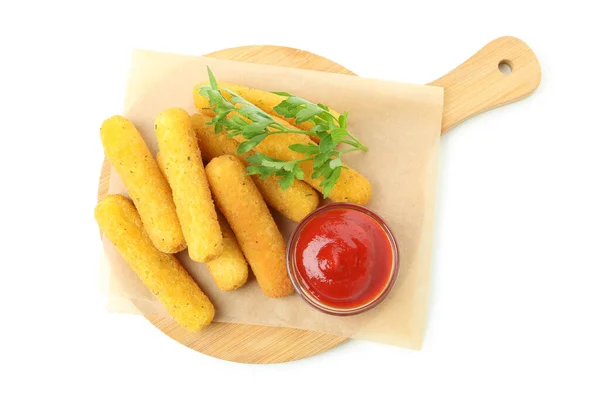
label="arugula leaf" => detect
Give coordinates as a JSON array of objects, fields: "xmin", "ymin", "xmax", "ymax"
[
  {"xmin": 288, "ymin": 143, "xmax": 320, "ymax": 155},
  {"xmin": 207, "ymin": 67, "xmax": 219, "ymax": 90},
  {"xmin": 279, "ymin": 172, "xmax": 295, "ymax": 190},
  {"xmin": 246, "ymin": 165, "xmax": 274, "ymax": 179},
  {"xmin": 313, "ymin": 151, "xmax": 333, "ymax": 168},
  {"xmin": 312, "ymin": 163, "xmax": 330, "ymax": 180},
  {"xmin": 236, "ymin": 134, "xmax": 268, "ymax": 154},
  {"xmin": 293, "ymin": 164, "xmax": 305, "ymax": 180},
  {"xmin": 319, "ymin": 135, "xmax": 335, "ymax": 153},
  {"xmin": 329, "ymin": 157, "xmax": 343, "ymax": 169},
  {"xmin": 197, "ymin": 67, "xmax": 368, "ymax": 197},
  {"xmin": 321, "ymin": 166, "xmax": 341, "ymax": 198},
  {"xmin": 330, "ymin": 128, "xmax": 347, "ymax": 145},
  {"xmin": 295, "ymin": 107, "xmax": 323, "ymax": 123},
  {"xmin": 338, "ymin": 113, "xmax": 347, "ymax": 129}
]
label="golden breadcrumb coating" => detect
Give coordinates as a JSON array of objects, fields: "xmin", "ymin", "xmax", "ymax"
[
  {"xmin": 205, "ymin": 155, "xmax": 294, "ymax": 298},
  {"xmin": 95, "ymin": 194, "xmax": 214, "ymax": 331},
  {"xmin": 154, "ymin": 108, "xmax": 222, "ymax": 262},
  {"xmin": 100, "ymin": 115, "xmax": 185, "ymax": 253}
]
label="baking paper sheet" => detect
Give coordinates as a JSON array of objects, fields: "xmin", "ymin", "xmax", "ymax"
[{"xmin": 100, "ymin": 50, "xmax": 443, "ymax": 349}]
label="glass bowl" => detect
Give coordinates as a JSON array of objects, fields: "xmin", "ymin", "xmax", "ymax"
[{"xmin": 286, "ymin": 202, "xmax": 400, "ymax": 316}]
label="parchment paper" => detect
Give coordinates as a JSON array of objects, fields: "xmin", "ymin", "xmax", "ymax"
[{"xmin": 100, "ymin": 50, "xmax": 443, "ymax": 349}]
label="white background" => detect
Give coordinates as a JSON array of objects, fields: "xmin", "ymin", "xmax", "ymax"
[{"xmin": 1, "ymin": 1, "xmax": 599, "ymax": 399}]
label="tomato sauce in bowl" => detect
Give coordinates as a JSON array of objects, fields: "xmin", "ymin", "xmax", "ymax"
[{"xmin": 287, "ymin": 203, "xmax": 399, "ymax": 316}]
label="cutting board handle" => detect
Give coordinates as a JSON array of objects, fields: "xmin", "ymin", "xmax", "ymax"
[{"xmin": 429, "ymin": 36, "xmax": 541, "ymax": 134}]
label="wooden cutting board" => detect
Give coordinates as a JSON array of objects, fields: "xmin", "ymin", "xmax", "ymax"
[{"xmin": 97, "ymin": 37, "xmax": 541, "ymax": 364}]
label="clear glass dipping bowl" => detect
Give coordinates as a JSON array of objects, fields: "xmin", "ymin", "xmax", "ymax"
[{"xmin": 286, "ymin": 202, "xmax": 400, "ymax": 316}]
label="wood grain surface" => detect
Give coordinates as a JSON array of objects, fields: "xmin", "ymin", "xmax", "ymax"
[
  {"xmin": 97, "ymin": 37, "xmax": 541, "ymax": 364},
  {"xmin": 431, "ymin": 36, "xmax": 541, "ymax": 133}
]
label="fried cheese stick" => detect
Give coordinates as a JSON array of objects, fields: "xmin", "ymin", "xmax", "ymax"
[
  {"xmin": 154, "ymin": 108, "xmax": 222, "ymax": 262},
  {"xmin": 205, "ymin": 155, "xmax": 294, "ymax": 298},
  {"xmin": 95, "ymin": 194, "xmax": 214, "ymax": 331},
  {"xmin": 100, "ymin": 115, "xmax": 185, "ymax": 253}
]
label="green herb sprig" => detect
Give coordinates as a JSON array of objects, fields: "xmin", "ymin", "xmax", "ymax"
[{"xmin": 198, "ymin": 67, "xmax": 368, "ymax": 198}]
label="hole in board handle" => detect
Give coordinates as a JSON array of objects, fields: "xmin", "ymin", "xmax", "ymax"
[{"xmin": 498, "ymin": 59, "xmax": 513, "ymax": 74}]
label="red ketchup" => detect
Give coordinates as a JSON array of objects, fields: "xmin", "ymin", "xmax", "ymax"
[{"xmin": 293, "ymin": 206, "xmax": 396, "ymax": 309}]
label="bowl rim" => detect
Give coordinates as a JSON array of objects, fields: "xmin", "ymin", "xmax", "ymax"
[{"xmin": 286, "ymin": 202, "xmax": 400, "ymax": 316}]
